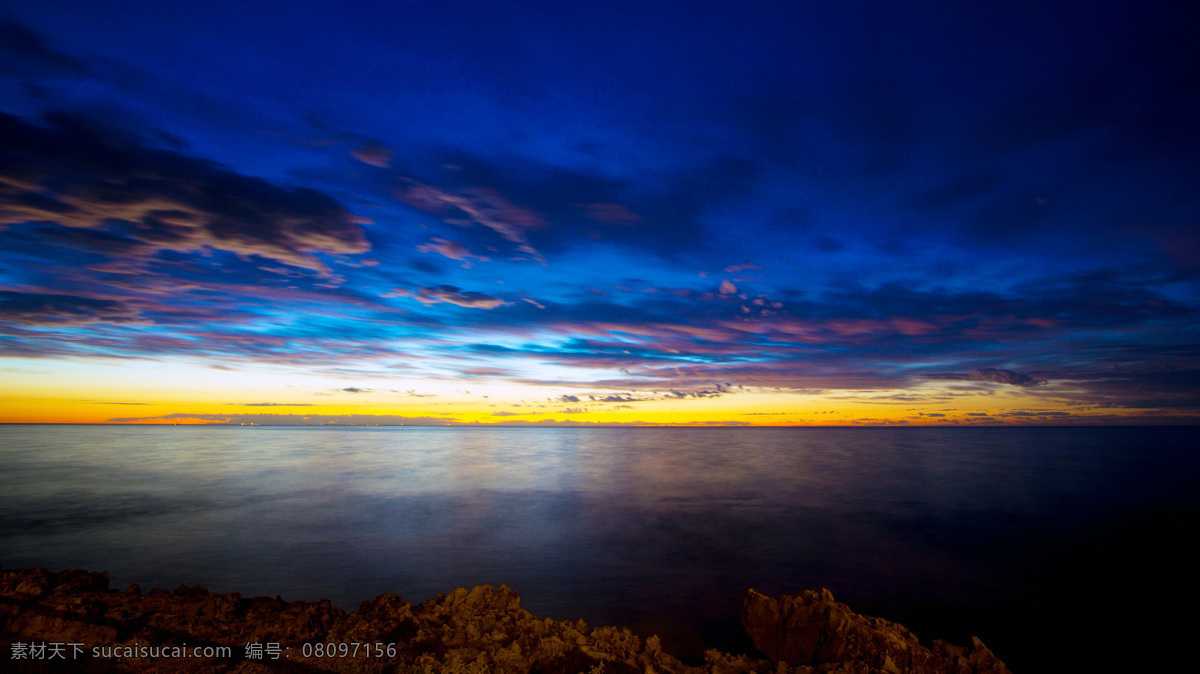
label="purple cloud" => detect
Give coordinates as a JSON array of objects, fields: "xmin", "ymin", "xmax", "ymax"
[
  {"xmin": 350, "ymin": 141, "xmax": 392, "ymax": 167},
  {"xmin": 404, "ymin": 285, "xmax": 506, "ymax": 309},
  {"xmin": 416, "ymin": 238, "xmax": 490, "ymax": 264},
  {"xmin": 397, "ymin": 184, "xmax": 545, "ymax": 263}
]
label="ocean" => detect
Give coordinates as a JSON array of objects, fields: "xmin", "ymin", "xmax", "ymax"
[{"xmin": 2, "ymin": 425, "xmax": 1197, "ymax": 671}]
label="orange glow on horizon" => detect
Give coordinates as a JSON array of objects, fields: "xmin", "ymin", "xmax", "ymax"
[{"xmin": 0, "ymin": 356, "xmax": 1184, "ymax": 427}]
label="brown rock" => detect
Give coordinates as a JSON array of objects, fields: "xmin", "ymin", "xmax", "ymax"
[
  {"xmin": 1, "ymin": 567, "xmax": 1010, "ymax": 673},
  {"xmin": 740, "ymin": 588, "xmax": 1011, "ymax": 674}
]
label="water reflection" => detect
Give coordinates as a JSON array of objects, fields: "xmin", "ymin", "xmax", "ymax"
[{"xmin": 2, "ymin": 426, "xmax": 1197, "ymax": 670}]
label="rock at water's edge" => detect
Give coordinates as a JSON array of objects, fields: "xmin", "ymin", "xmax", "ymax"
[
  {"xmin": 741, "ymin": 587, "xmax": 1010, "ymax": 674},
  {"xmin": 2, "ymin": 567, "xmax": 1010, "ymax": 673}
]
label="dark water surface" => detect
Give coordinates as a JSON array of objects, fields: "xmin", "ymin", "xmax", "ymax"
[{"xmin": 3, "ymin": 426, "xmax": 1197, "ymax": 671}]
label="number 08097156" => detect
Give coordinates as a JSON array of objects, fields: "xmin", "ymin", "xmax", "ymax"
[{"xmin": 300, "ymin": 642, "xmax": 397, "ymax": 658}]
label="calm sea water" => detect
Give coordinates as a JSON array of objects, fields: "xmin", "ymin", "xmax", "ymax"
[{"xmin": 2, "ymin": 425, "xmax": 1197, "ymax": 671}]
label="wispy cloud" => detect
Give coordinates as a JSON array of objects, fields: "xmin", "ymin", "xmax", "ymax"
[
  {"xmin": 229, "ymin": 402, "xmax": 315, "ymax": 407},
  {"xmin": 107, "ymin": 413, "xmax": 457, "ymax": 425},
  {"xmin": 0, "ymin": 113, "xmax": 369, "ymax": 275},
  {"xmin": 391, "ymin": 285, "xmax": 506, "ymax": 310},
  {"xmin": 922, "ymin": 369, "xmax": 1047, "ymax": 388},
  {"xmin": 397, "ymin": 184, "xmax": 546, "ymax": 263},
  {"xmin": 350, "ymin": 141, "xmax": 392, "ymax": 167},
  {"xmin": 416, "ymin": 238, "xmax": 490, "ymax": 265}
]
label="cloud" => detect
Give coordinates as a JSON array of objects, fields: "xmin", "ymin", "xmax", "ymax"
[
  {"xmin": 591, "ymin": 394, "xmax": 643, "ymax": 403},
  {"xmin": 482, "ymin": 418, "xmax": 751, "ymax": 427},
  {"xmin": 558, "ymin": 394, "xmax": 580, "ymax": 402},
  {"xmin": 667, "ymin": 388, "xmax": 724, "ymax": 399},
  {"xmin": 350, "ymin": 141, "xmax": 392, "ymax": 167},
  {"xmin": 0, "ymin": 112, "xmax": 369, "ymax": 274},
  {"xmin": 107, "ymin": 413, "xmax": 457, "ymax": 425},
  {"xmin": 0, "ymin": 290, "xmax": 140, "ymax": 325},
  {"xmin": 397, "ymin": 184, "xmax": 546, "ymax": 263},
  {"xmin": 458, "ymin": 366, "xmax": 516, "ymax": 379},
  {"xmin": 228, "ymin": 402, "xmax": 315, "ymax": 407},
  {"xmin": 392, "ymin": 151, "xmax": 760, "ymax": 261},
  {"xmin": 1057, "ymin": 370, "xmax": 1200, "ymax": 410},
  {"xmin": 580, "ymin": 202, "xmax": 640, "ymax": 225},
  {"xmin": 416, "ymin": 238, "xmax": 490, "ymax": 263},
  {"xmin": 387, "ymin": 267, "xmax": 1196, "ymax": 401},
  {"xmin": 719, "ymin": 280, "xmax": 737, "ymax": 294},
  {"xmin": 407, "ymin": 285, "xmax": 505, "ymax": 309},
  {"xmin": 724, "ymin": 262, "xmax": 761, "ymax": 272},
  {"xmin": 924, "ymin": 368, "xmax": 1047, "ymax": 387}
]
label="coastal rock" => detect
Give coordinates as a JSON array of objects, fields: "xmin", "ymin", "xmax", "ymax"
[
  {"xmin": 1, "ymin": 567, "xmax": 1010, "ymax": 673},
  {"xmin": 740, "ymin": 588, "xmax": 1010, "ymax": 674}
]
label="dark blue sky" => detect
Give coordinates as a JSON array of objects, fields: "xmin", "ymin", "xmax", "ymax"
[{"xmin": 1, "ymin": 1, "xmax": 1197, "ymax": 424}]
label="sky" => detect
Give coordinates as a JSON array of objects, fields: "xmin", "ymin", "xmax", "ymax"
[{"xmin": 1, "ymin": 0, "xmax": 1197, "ymax": 426}]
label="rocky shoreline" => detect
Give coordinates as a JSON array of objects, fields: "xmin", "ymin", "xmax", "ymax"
[{"xmin": 1, "ymin": 567, "xmax": 1010, "ymax": 673}]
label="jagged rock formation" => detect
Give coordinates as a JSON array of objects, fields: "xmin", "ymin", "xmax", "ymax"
[
  {"xmin": 1, "ymin": 568, "xmax": 1010, "ymax": 673},
  {"xmin": 739, "ymin": 589, "xmax": 1009, "ymax": 674}
]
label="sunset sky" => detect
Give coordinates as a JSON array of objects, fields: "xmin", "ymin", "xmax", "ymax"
[{"xmin": 1, "ymin": 1, "xmax": 1197, "ymax": 425}]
